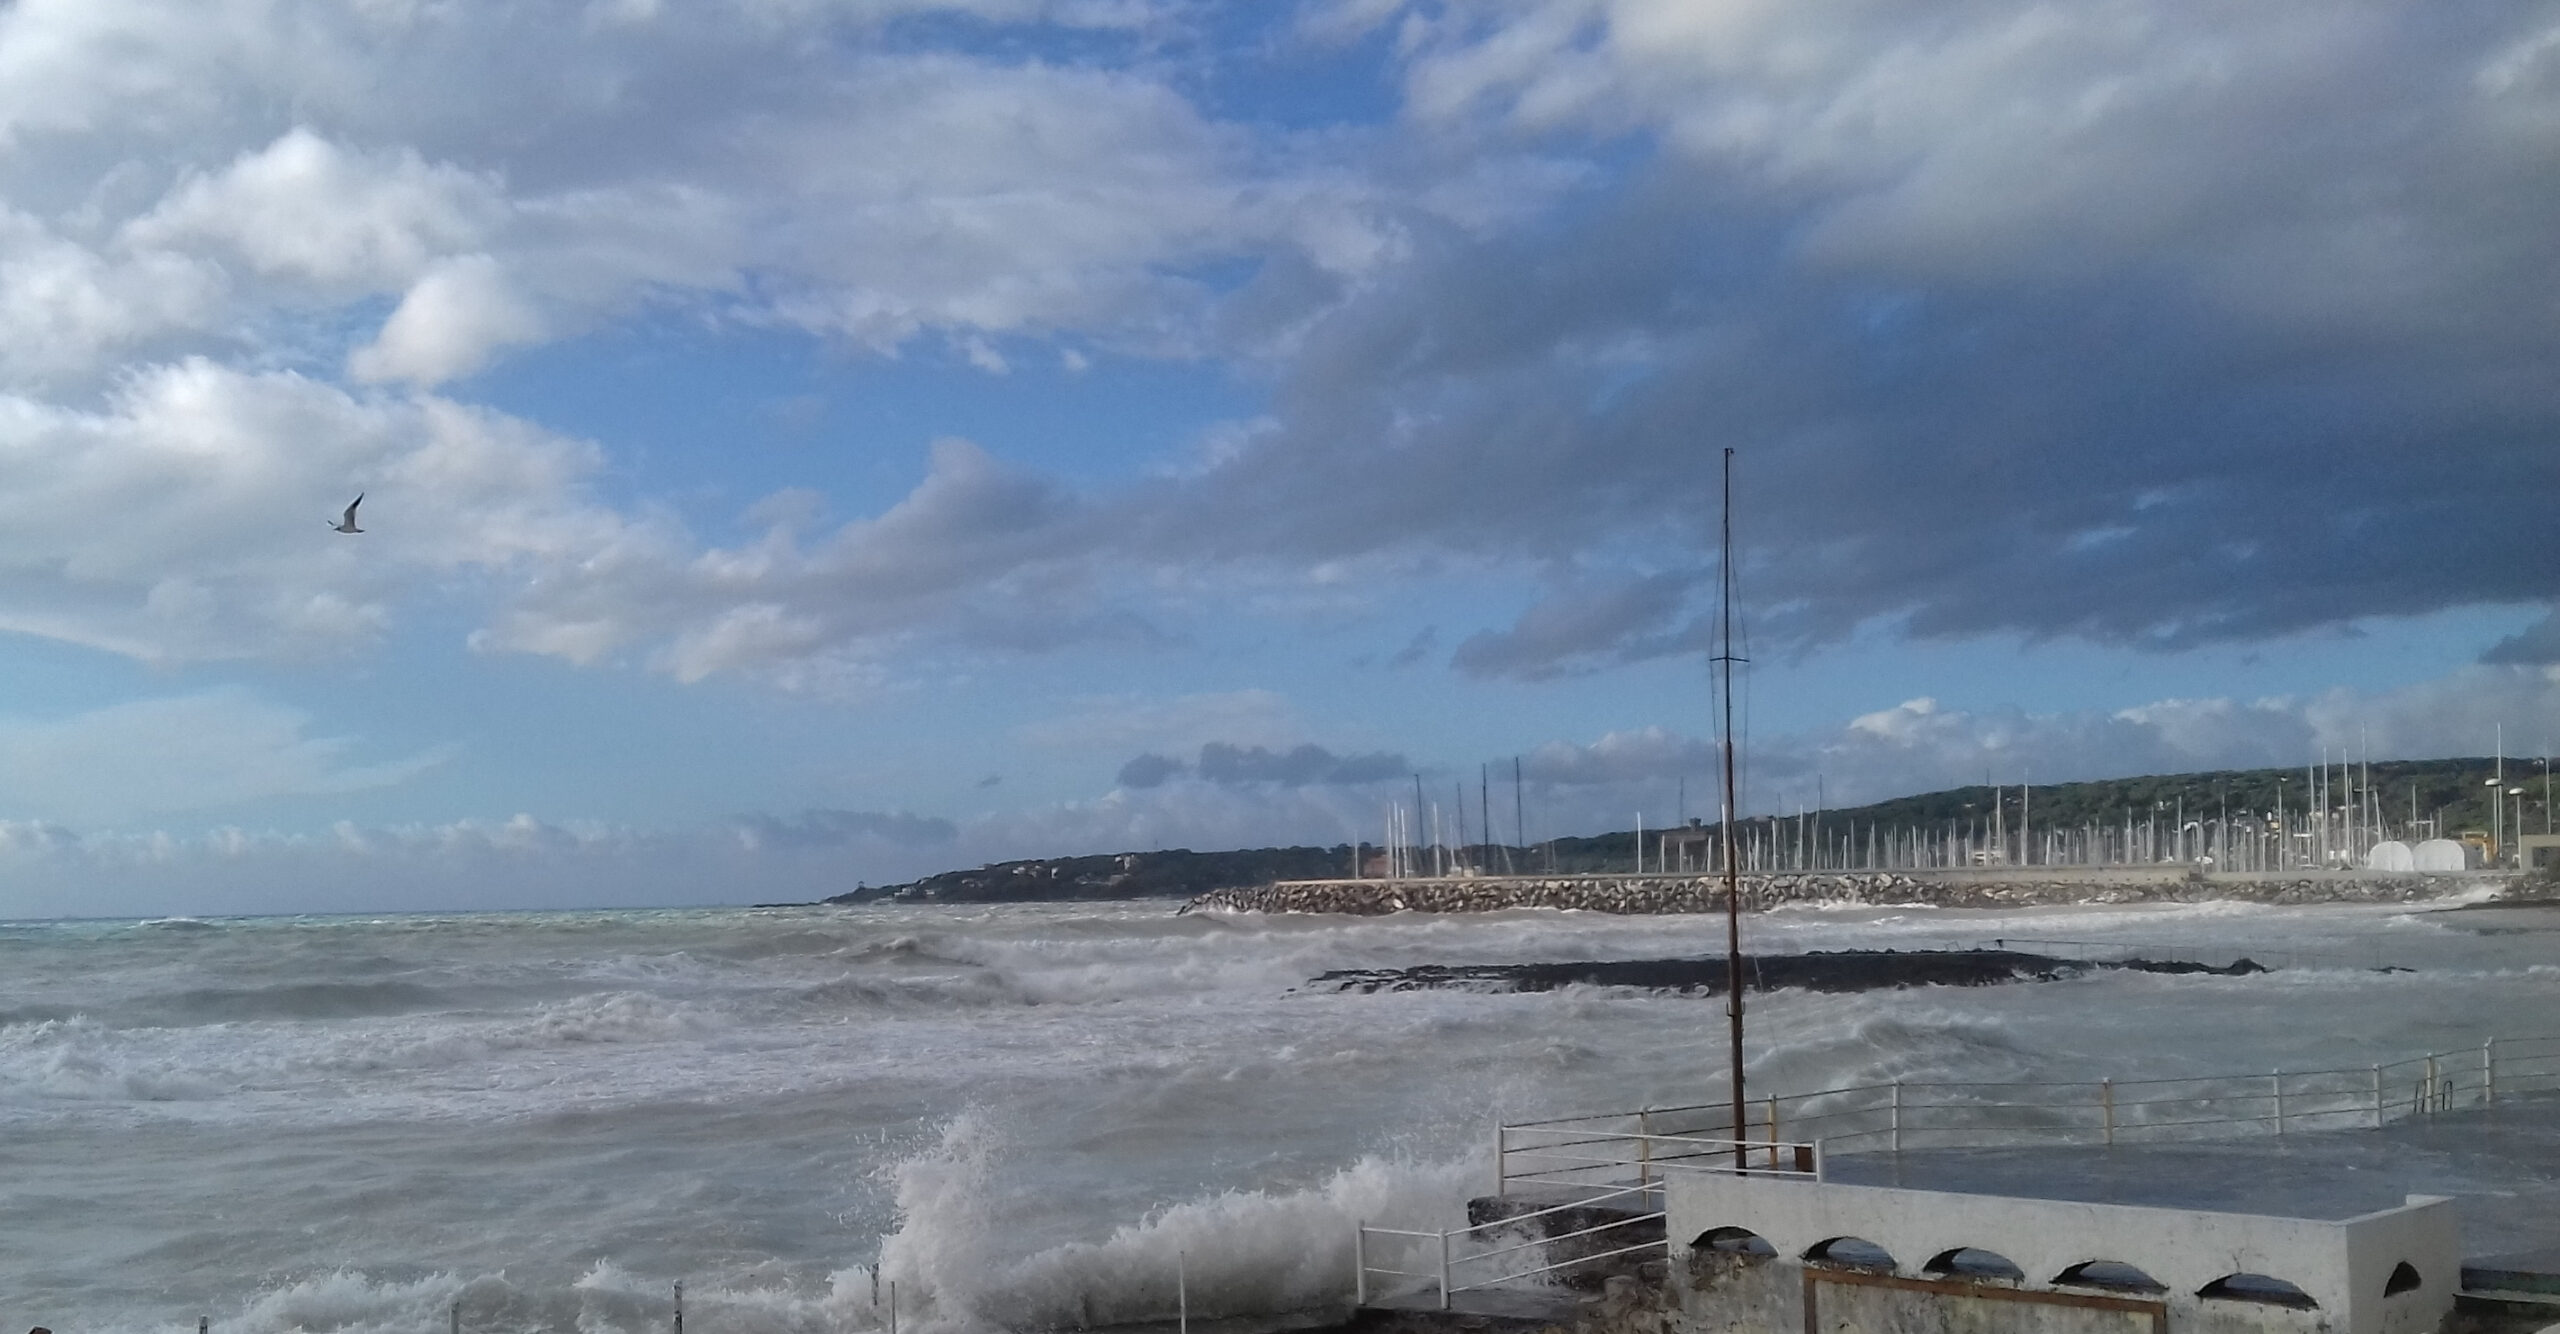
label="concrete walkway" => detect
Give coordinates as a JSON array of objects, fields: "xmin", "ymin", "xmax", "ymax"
[{"xmin": 1821, "ymin": 1092, "xmax": 2560, "ymax": 1262}]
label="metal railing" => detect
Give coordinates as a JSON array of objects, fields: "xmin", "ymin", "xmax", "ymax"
[
  {"xmin": 1352, "ymin": 1036, "xmax": 2560, "ymax": 1311},
  {"xmin": 1359, "ymin": 1134, "xmax": 1821, "ymax": 1309},
  {"xmin": 1497, "ymin": 1120, "xmax": 1824, "ymax": 1193},
  {"xmin": 1499, "ymin": 1035, "xmax": 2560, "ymax": 1163}
]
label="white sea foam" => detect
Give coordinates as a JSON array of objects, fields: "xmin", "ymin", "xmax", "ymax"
[
  {"xmin": 6, "ymin": 896, "xmax": 2554, "ymax": 1332},
  {"xmin": 866, "ymin": 1112, "xmax": 1478, "ymax": 1333}
]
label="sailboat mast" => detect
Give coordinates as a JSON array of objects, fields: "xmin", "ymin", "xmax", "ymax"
[{"xmin": 1716, "ymin": 447, "xmax": 1746, "ymax": 1167}]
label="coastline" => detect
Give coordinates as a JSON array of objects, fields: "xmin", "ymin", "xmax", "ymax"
[{"xmin": 1181, "ymin": 869, "xmax": 2510, "ymax": 915}]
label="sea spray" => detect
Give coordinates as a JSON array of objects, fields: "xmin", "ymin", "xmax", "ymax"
[
  {"xmin": 9, "ymin": 899, "xmax": 2555, "ymax": 1328},
  {"xmin": 870, "ymin": 1112, "xmax": 1480, "ymax": 1333},
  {"xmin": 227, "ymin": 1269, "xmax": 488, "ymax": 1334},
  {"xmin": 574, "ymin": 1261, "xmax": 876, "ymax": 1334}
]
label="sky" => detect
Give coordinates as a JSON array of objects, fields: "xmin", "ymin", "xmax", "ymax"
[{"xmin": 0, "ymin": 0, "xmax": 2555, "ymax": 917}]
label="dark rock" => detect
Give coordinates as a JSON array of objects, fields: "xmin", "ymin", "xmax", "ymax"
[{"xmin": 1313, "ymin": 949, "xmax": 2283, "ymax": 996}]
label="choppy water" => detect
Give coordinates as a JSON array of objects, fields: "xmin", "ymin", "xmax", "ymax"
[{"xmin": 3, "ymin": 891, "xmax": 2554, "ymax": 1334}]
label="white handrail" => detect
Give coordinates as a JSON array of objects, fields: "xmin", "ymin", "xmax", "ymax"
[
  {"xmin": 1367, "ymin": 1034, "xmax": 2560, "ymax": 1310},
  {"xmin": 1499, "ymin": 1033, "xmax": 2560, "ymax": 1168},
  {"xmin": 1495, "ymin": 1125, "xmax": 1824, "ymax": 1193},
  {"xmin": 1354, "ymin": 1189, "xmax": 1680, "ymax": 1309}
]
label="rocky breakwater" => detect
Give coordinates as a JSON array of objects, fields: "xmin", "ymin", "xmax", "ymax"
[{"xmin": 1179, "ymin": 871, "xmax": 2478, "ymax": 915}]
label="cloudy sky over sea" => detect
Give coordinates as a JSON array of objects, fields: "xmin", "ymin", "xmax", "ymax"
[{"xmin": 0, "ymin": 0, "xmax": 2554, "ymax": 915}]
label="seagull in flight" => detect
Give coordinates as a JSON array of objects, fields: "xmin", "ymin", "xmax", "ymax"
[{"xmin": 331, "ymin": 494, "xmax": 364, "ymax": 534}]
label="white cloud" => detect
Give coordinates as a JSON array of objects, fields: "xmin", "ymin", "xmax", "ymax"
[
  {"xmin": 0, "ymin": 207, "xmax": 227, "ymax": 383},
  {"xmin": 0, "ymin": 0, "xmax": 2542, "ymax": 695},
  {"xmin": 0, "ymin": 351, "xmax": 1127, "ymax": 679},
  {"xmin": 0, "ymin": 661, "xmax": 2545, "ymax": 919},
  {"xmin": 128, "ymin": 128, "xmax": 506, "ymax": 291},
  {"xmin": 0, "ymin": 805, "xmax": 975, "ymax": 919},
  {"xmin": 0, "ymin": 6, "xmax": 1408, "ymax": 395},
  {"xmin": 1397, "ymin": 0, "xmax": 2560, "ymax": 347},
  {"xmin": 1763, "ymin": 665, "xmax": 2560, "ymax": 808},
  {"xmin": 348, "ymin": 253, "xmax": 548, "ymax": 383},
  {"xmin": 0, "ymin": 689, "xmax": 448, "ymax": 826},
  {"xmin": 1523, "ymin": 725, "xmax": 1714, "ymax": 786},
  {"xmin": 0, "ymin": 358, "xmax": 632, "ymax": 662},
  {"xmin": 1423, "ymin": 665, "xmax": 2560, "ymax": 835},
  {"xmin": 652, "ymin": 603, "xmax": 830, "ymax": 684},
  {"xmin": 472, "ymin": 434, "xmax": 1112, "ymax": 680},
  {"xmin": 1127, "ymin": 1, "xmax": 2560, "ymax": 663}
]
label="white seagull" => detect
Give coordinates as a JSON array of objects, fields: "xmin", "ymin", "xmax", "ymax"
[{"xmin": 331, "ymin": 494, "xmax": 364, "ymax": 533}]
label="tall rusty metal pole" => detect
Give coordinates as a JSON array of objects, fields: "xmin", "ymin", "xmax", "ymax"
[{"xmin": 1715, "ymin": 448, "xmax": 1747, "ymax": 1169}]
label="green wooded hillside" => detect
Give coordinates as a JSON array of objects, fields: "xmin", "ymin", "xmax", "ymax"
[{"xmin": 830, "ymin": 756, "xmax": 2554, "ymax": 901}]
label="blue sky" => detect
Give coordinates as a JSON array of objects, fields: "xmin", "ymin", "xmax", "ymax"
[{"xmin": 0, "ymin": 0, "xmax": 2554, "ymax": 917}]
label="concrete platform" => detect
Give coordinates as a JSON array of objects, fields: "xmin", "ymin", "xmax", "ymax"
[
  {"xmin": 1822, "ymin": 1092, "xmax": 2560, "ymax": 1266},
  {"xmin": 1357, "ymin": 1288, "xmax": 1585, "ymax": 1324}
]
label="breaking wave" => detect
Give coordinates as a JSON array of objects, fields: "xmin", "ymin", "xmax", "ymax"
[{"xmin": 865, "ymin": 1112, "xmax": 1476, "ymax": 1333}]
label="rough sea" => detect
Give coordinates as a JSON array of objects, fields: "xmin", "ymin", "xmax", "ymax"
[{"xmin": 4, "ymin": 890, "xmax": 2552, "ymax": 1334}]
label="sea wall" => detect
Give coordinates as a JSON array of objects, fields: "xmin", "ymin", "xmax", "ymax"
[
  {"xmin": 1637, "ymin": 1173, "xmax": 2459, "ymax": 1334},
  {"xmin": 1180, "ymin": 871, "xmax": 2491, "ymax": 915}
]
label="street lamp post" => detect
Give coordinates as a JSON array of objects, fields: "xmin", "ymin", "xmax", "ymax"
[
  {"xmin": 2488, "ymin": 777, "xmax": 2507, "ymax": 867},
  {"xmin": 2513, "ymin": 787, "xmax": 2528, "ymax": 869}
]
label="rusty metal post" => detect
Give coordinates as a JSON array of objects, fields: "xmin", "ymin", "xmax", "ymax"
[
  {"xmin": 2485, "ymin": 1039, "xmax": 2497, "ymax": 1106},
  {"xmin": 2272, "ymin": 1070, "xmax": 2285, "ymax": 1136},
  {"xmin": 2425, "ymin": 1055, "xmax": 2439, "ymax": 1114},
  {"xmin": 1889, "ymin": 1080, "xmax": 1903, "ymax": 1154},
  {"xmin": 1765, "ymin": 1096, "xmax": 1780, "ymax": 1169}
]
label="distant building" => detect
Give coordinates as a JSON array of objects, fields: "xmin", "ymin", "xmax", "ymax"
[
  {"xmin": 2413, "ymin": 838, "xmax": 2474, "ymax": 872},
  {"xmin": 1659, "ymin": 821, "xmax": 1715, "ymax": 871},
  {"xmin": 2519, "ymin": 833, "xmax": 2560, "ymax": 872}
]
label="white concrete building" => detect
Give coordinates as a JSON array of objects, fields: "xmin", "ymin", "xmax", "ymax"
[{"xmin": 1657, "ymin": 1172, "xmax": 2459, "ymax": 1334}]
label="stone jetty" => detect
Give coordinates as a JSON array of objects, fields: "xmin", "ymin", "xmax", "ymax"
[
  {"xmin": 1310, "ymin": 948, "xmax": 2272, "ymax": 995},
  {"xmin": 1179, "ymin": 870, "xmax": 2475, "ymax": 915}
]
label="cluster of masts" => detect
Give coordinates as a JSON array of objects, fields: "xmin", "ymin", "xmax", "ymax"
[{"xmin": 1353, "ymin": 742, "xmax": 2553, "ymax": 880}]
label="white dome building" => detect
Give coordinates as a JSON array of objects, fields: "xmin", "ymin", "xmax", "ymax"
[{"xmin": 2412, "ymin": 838, "xmax": 2473, "ymax": 872}]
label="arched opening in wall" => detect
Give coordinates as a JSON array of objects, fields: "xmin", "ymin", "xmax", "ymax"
[
  {"xmin": 2199, "ymin": 1274, "xmax": 2319, "ymax": 1309},
  {"xmin": 1694, "ymin": 1227, "xmax": 1777, "ymax": 1256},
  {"xmin": 1804, "ymin": 1237, "xmax": 1896, "ymax": 1271},
  {"xmin": 2053, "ymin": 1261, "xmax": 2167, "ymax": 1294},
  {"xmin": 2385, "ymin": 1263, "xmax": 2422, "ymax": 1296},
  {"xmin": 1926, "ymin": 1248, "xmax": 2025, "ymax": 1282}
]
